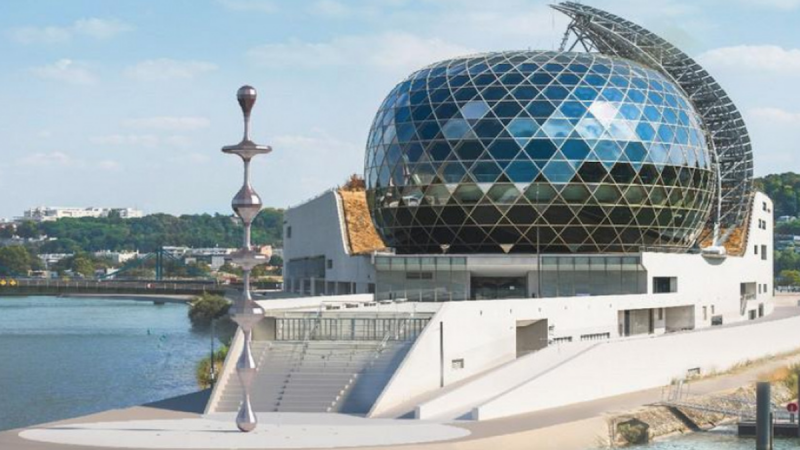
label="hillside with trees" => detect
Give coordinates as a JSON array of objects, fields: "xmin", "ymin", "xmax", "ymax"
[{"xmin": 1, "ymin": 209, "xmax": 283, "ymax": 254}]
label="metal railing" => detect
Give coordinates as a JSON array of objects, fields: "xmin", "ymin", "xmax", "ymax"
[
  {"xmin": 0, "ymin": 278, "xmax": 219, "ymax": 294},
  {"xmin": 276, "ymin": 317, "xmax": 429, "ymax": 342}
]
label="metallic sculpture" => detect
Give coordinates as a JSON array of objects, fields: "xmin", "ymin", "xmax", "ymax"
[
  {"xmin": 552, "ymin": 2, "xmax": 754, "ymax": 247},
  {"xmin": 222, "ymin": 85, "xmax": 271, "ymax": 432}
]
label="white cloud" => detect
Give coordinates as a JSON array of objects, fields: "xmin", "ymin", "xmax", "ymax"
[
  {"xmin": 124, "ymin": 59, "xmax": 218, "ymax": 81},
  {"xmin": 89, "ymin": 134, "xmax": 193, "ymax": 148},
  {"xmin": 31, "ymin": 59, "xmax": 97, "ymax": 85},
  {"xmin": 748, "ymin": 107, "xmax": 800, "ymax": 124},
  {"xmin": 89, "ymin": 134, "xmax": 160, "ymax": 147},
  {"xmin": 16, "ymin": 152, "xmax": 76, "ymax": 167},
  {"xmin": 123, "ymin": 116, "xmax": 211, "ymax": 132},
  {"xmin": 217, "ymin": 0, "xmax": 277, "ymax": 13},
  {"xmin": 738, "ymin": 0, "xmax": 800, "ymax": 10},
  {"xmin": 97, "ymin": 160, "xmax": 122, "ymax": 170},
  {"xmin": 8, "ymin": 18, "xmax": 132, "ymax": 44},
  {"xmin": 72, "ymin": 18, "xmax": 133, "ymax": 39},
  {"xmin": 308, "ymin": 0, "xmax": 353, "ymax": 18},
  {"xmin": 248, "ymin": 32, "xmax": 474, "ymax": 71},
  {"xmin": 697, "ymin": 45, "xmax": 800, "ymax": 72}
]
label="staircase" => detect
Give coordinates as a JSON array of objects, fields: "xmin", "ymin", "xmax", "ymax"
[{"xmin": 212, "ymin": 315, "xmax": 423, "ymax": 414}]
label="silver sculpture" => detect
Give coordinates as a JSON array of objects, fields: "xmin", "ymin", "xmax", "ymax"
[{"xmin": 223, "ymin": 85, "xmax": 271, "ymax": 432}]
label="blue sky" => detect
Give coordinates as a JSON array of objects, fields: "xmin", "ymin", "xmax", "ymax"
[{"xmin": 1, "ymin": 0, "xmax": 799, "ymax": 219}]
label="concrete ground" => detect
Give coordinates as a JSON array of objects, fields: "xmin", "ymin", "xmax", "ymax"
[{"xmin": 3, "ymin": 298, "xmax": 799, "ymax": 450}]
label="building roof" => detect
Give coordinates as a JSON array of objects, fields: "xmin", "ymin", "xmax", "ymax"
[{"xmin": 338, "ymin": 188, "xmax": 386, "ymax": 255}]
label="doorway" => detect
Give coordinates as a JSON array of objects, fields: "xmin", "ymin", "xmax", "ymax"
[{"xmin": 470, "ymin": 276, "xmax": 527, "ymax": 300}]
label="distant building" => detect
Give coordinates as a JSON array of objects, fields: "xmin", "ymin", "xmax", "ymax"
[
  {"xmin": 93, "ymin": 250, "xmax": 140, "ymax": 265},
  {"xmin": 22, "ymin": 206, "xmax": 144, "ymax": 222},
  {"xmin": 777, "ymin": 215, "xmax": 796, "ymax": 223}
]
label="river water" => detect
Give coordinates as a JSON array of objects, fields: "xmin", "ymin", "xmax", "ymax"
[
  {"xmin": 636, "ymin": 425, "xmax": 799, "ymax": 449},
  {"xmin": 0, "ymin": 296, "xmax": 210, "ymax": 432}
]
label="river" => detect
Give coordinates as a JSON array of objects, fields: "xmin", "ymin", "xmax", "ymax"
[
  {"xmin": 635, "ymin": 425, "xmax": 799, "ymax": 449},
  {"xmin": 0, "ymin": 296, "xmax": 211, "ymax": 432}
]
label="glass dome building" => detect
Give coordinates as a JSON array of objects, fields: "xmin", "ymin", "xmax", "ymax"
[{"xmin": 365, "ymin": 51, "xmax": 715, "ymax": 254}]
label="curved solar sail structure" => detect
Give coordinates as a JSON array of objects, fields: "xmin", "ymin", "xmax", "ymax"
[{"xmin": 552, "ymin": 2, "xmax": 754, "ymax": 245}]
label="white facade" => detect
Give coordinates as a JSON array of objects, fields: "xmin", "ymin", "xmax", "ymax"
[
  {"xmin": 283, "ymin": 190, "xmax": 376, "ymax": 296},
  {"xmin": 218, "ymin": 191, "xmax": 779, "ymax": 422},
  {"xmin": 22, "ymin": 206, "xmax": 144, "ymax": 222}
]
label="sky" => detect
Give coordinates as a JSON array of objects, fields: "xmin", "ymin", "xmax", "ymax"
[{"xmin": 0, "ymin": 0, "xmax": 799, "ymax": 219}]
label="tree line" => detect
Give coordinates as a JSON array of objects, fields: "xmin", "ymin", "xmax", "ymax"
[{"xmin": 0, "ymin": 209, "xmax": 284, "ymax": 277}]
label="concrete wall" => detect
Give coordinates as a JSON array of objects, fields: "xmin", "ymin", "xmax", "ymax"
[
  {"xmin": 473, "ymin": 311, "xmax": 800, "ymax": 420},
  {"xmin": 283, "ymin": 191, "xmax": 375, "ymax": 295}
]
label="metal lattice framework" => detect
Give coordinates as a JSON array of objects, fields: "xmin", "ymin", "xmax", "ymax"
[
  {"xmin": 552, "ymin": 2, "xmax": 754, "ymax": 244},
  {"xmin": 364, "ymin": 51, "xmax": 716, "ymax": 254}
]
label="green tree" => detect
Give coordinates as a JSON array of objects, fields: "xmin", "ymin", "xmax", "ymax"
[
  {"xmin": 268, "ymin": 255, "xmax": 283, "ymax": 267},
  {"xmin": 778, "ymin": 270, "xmax": 800, "ymax": 286},
  {"xmin": 188, "ymin": 293, "xmax": 231, "ymax": 330},
  {"xmin": 71, "ymin": 255, "xmax": 95, "ymax": 277},
  {"xmin": 0, "ymin": 226, "xmax": 13, "ymax": 239},
  {"xmin": 15, "ymin": 221, "xmax": 40, "ymax": 239},
  {"xmin": 0, "ymin": 245, "xmax": 34, "ymax": 275}
]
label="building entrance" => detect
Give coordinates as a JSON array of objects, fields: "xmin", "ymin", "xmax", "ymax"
[{"xmin": 470, "ymin": 276, "xmax": 527, "ymax": 300}]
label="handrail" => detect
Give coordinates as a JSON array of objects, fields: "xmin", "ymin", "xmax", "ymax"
[
  {"xmin": 327, "ymin": 309, "xmax": 416, "ymax": 412},
  {"xmin": 274, "ymin": 301, "xmax": 325, "ymax": 410}
]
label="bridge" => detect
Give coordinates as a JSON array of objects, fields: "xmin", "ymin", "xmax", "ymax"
[{"xmin": 0, "ymin": 278, "xmax": 225, "ymax": 298}]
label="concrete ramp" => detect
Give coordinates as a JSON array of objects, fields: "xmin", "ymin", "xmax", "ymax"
[{"xmin": 415, "ymin": 342, "xmax": 596, "ymax": 420}]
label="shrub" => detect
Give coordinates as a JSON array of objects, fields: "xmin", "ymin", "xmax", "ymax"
[{"xmin": 196, "ymin": 346, "xmax": 229, "ymax": 389}]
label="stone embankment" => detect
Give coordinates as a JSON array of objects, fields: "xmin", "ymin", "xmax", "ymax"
[{"xmin": 607, "ymin": 380, "xmax": 796, "ymax": 446}]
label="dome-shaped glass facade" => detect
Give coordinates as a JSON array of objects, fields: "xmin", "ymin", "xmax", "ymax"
[{"xmin": 365, "ymin": 51, "xmax": 714, "ymax": 254}]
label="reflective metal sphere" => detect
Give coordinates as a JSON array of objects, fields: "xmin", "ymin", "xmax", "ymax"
[{"xmin": 237, "ymin": 85, "xmax": 257, "ymax": 116}]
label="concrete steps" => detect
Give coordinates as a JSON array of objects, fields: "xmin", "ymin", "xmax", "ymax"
[{"xmin": 214, "ymin": 339, "xmax": 412, "ymax": 414}]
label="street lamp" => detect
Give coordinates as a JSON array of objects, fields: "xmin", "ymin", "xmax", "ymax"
[{"xmin": 222, "ymin": 85, "xmax": 271, "ymax": 432}]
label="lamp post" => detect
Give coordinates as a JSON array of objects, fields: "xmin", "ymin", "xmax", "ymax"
[{"xmin": 222, "ymin": 85, "xmax": 271, "ymax": 432}]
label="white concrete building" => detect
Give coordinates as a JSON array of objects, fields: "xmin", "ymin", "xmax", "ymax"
[
  {"xmin": 283, "ymin": 189, "xmax": 379, "ymax": 296},
  {"xmin": 22, "ymin": 206, "xmax": 144, "ymax": 222}
]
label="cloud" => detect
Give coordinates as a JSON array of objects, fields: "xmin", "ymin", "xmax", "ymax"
[
  {"xmin": 97, "ymin": 160, "xmax": 122, "ymax": 170},
  {"xmin": 123, "ymin": 116, "xmax": 211, "ymax": 131},
  {"xmin": 31, "ymin": 59, "xmax": 97, "ymax": 85},
  {"xmin": 248, "ymin": 32, "xmax": 474, "ymax": 71},
  {"xmin": 737, "ymin": 0, "xmax": 800, "ymax": 10},
  {"xmin": 697, "ymin": 45, "xmax": 800, "ymax": 72},
  {"xmin": 124, "ymin": 59, "xmax": 218, "ymax": 81},
  {"xmin": 8, "ymin": 18, "xmax": 132, "ymax": 44},
  {"xmin": 748, "ymin": 107, "xmax": 800, "ymax": 124},
  {"xmin": 217, "ymin": 0, "xmax": 277, "ymax": 13},
  {"xmin": 89, "ymin": 134, "xmax": 160, "ymax": 147},
  {"xmin": 89, "ymin": 134, "xmax": 193, "ymax": 148},
  {"xmin": 16, "ymin": 152, "xmax": 74, "ymax": 167},
  {"xmin": 308, "ymin": 0, "xmax": 354, "ymax": 18}
]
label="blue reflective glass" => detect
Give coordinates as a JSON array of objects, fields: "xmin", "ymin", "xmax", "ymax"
[
  {"xmin": 527, "ymin": 101, "xmax": 556, "ymax": 118},
  {"xmin": 542, "ymin": 119, "xmax": 572, "ymax": 138},
  {"xmin": 493, "ymin": 101, "xmax": 523, "ymax": 118},
  {"xmin": 488, "ymin": 140, "xmax": 521, "ymax": 160},
  {"xmin": 624, "ymin": 142, "xmax": 647, "ymax": 162},
  {"xmin": 508, "ymin": 118, "xmax": 539, "ymax": 138},
  {"xmin": 562, "ymin": 139, "xmax": 591, "ymax": 160},
  {"xmin": 442, "ymin": 119, "xmax": 471, "ymax": 140},
  {"xmin": 474, "ymin": 119, "xmax": 504, "ymax": 138},
  {"xmin": 595, "ymin": 140, "xmax": 622, "ymax": 161},
  {"xmin": 636, "ymin": 122, "xmax": 656, "ymax": 141},
  {"xmin": 524, "ymin": 139, "xmax": 557, "ymax": 159},
  {"xmin": 543, "ymin": 161, "xmax": 576, "ymax": 183},
  {"xmin": 506, "ymin": 160, "xmax": 538, "ymax": 182},
  {"xmin": 544, "ymin": 85, "xmax": 569, "ymax": 101},
  {"xmin": 461, "ymin": 100, "xmax": 490, "ymax": 120},
  {"xmin": 472, "ymin": 162, "xmax": 502, "ymax": 182},
  {"xmin": 560, "ymin": 101, "xmax": 587, "ymax": 119}
]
